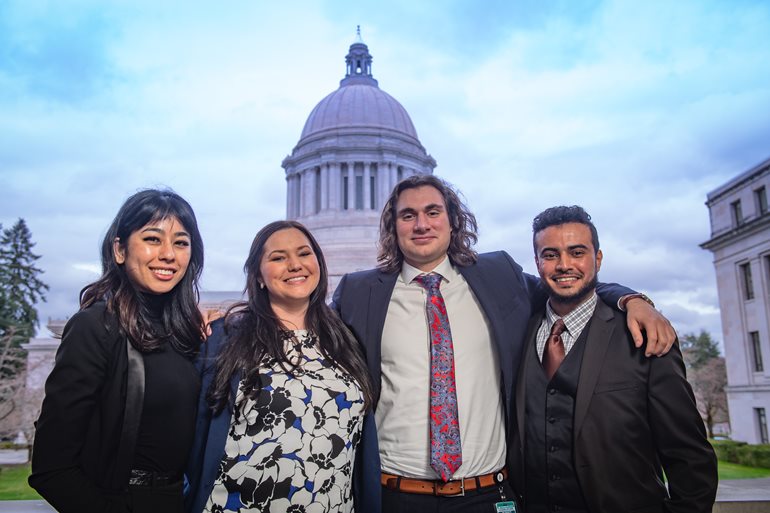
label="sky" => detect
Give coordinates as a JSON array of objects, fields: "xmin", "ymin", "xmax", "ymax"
[{"xmin": 2, "ymin": 0, "xmax": 770, "ymax": 348}]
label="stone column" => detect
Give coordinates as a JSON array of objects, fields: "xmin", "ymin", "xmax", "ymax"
[
  {"xmin": 379, "ymin": 162, "xmax": 391, "ymax": 208},
  {"xmin": 329, "ymin": 162, "xmax": 340, "ymax": 211},
  {"xmin": 347, "ymin": 162, "xmax": 356, "ymax": 211},
  {"xmin": 363, "ymin": 162, "xmax": 372, "ymax": 210},
  {"xmin": 320, "ymin": 164, "xmax": 329, "ymax": 211},
  {"xmin": 285, "ymin": 171, "xmax": 293, "ymax": 219}
]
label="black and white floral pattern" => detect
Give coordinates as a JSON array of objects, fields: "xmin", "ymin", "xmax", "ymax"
[{"xmin": 205, "ymin": 331, "xmax": 365, "ymax": 513}]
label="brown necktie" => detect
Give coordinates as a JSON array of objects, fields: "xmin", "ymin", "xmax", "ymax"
[{"xmin": 543, "ymin": 318, "xmax": 567, "ymax": 380}]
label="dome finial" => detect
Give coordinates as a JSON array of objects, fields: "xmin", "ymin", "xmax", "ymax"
[{"xmin": 341, "ymin": 27, "xmax": 378, "ymax": 88}]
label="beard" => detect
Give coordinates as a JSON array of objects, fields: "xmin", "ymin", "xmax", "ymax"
[{"xmin": 545, "ymin": 272, "xmax": 598, "ymax": 308}]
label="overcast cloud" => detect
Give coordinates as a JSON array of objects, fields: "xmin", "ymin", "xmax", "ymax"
[{"xmin": 2, "ymin": 0, "xmax": 770, "ymax": 349}]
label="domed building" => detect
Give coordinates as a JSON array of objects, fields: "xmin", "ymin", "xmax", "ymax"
[{"xmin": 282, "ymin": 29, "xmax": 436, "ymax": 289}]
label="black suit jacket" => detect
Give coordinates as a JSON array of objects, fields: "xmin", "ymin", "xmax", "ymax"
[
  {"xmin": 512, "ymin": 299, "xmax": 718, "ymax": 513},
  {"xmin": 332, "ymin": 252, "xmax": 633, "ymax": 512}
]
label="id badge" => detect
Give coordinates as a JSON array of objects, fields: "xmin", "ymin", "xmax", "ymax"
[{"xmin": 494, "ymin": 501, "xmax": 517, "ymax": 513}]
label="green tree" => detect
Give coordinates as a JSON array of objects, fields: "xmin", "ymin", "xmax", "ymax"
[
  {"xmin": 0, "ymin": 219, "xmax": 49, "ymax": 340},
  {"xmin": 680, "ymin": 329, "xmax": 721, "ymax": 370}
]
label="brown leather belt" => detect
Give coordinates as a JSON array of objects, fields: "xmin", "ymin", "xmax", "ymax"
[{"xmin": 381, "ymin": 468, "xmax": 507, "ymax": 496}]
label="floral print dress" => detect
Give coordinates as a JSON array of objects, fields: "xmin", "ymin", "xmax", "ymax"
[{"xmin": 204, "ymin": 330, "xmax": 365, "ymax": 513}]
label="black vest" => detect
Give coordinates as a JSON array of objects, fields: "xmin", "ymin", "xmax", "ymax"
[{"xmin": 524, "ymin": 320, "xmax": 591, "ymax": 513}]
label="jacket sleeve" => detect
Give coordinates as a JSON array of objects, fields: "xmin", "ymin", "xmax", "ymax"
[
  {"xmin": 520, "ymin": 270, "xmax": 636, "ymax": 312},
  {"xmin": 330, "ymin": 273, "xmax": 348, "ymax": 314},
  {"xmin": 184, "ymin": 319, "xmax": 228, "ymax": 513},
  {"xmin": 648, "ymin": 344, "xmax": 718, "ymax": 512},
  {"xmin": 29, "ymin": 308, "xmax": 127, "ymax": 513}
]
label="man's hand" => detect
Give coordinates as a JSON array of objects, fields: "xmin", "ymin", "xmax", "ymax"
[
  {"xmin": 625, "ymin": 298, "xmax": 677, "ymax": 357},
  {"xmin": 200, "ymin": 308, "xmax": 224, "ymax": 338}
]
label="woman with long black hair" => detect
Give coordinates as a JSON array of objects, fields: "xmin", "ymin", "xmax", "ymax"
[
  {"xmin": 186, "ymin": 220, "xmax": 374, "ymax": 513},
  {"xmin": 30, "ymin": 189, "xmax": 205, "ymax": 512}
]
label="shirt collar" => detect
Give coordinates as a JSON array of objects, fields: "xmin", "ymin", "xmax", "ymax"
[
  {"xmin": 400, "ymin": 256, "xmax": 457, "ymax": 285},
  {"xmin": 545, "ymin": 292, "xmax": 598, "ymax": 334}
]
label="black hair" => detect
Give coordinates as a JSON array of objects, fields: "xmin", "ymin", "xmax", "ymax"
[
  {"xmin": 80, "ymin": 188, "xmax": 204, "ymax": 354},
  {"xmin": 532, "ymin": 205, "xmax": 600, "ymax": 254}
]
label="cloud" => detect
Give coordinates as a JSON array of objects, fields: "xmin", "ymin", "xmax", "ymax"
[{"xmin": 2, "ymin": 0, "xmax": 768, "ymax": 344}]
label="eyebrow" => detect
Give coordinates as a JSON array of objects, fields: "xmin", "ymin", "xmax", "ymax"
[
  {"xmin": 397, "ymin": 203, "xmax": 445, "ymax": 215},
  {"xmin": 140, "ymin": 226, "xmax": 190, "ymax": 238},
  {"xmin": 540, "ymin": 243, "xmax": 589, "ymax": 254},
  {"xmin": 267, "ymin": 245, "xmax": 312, "ymax": 257}
]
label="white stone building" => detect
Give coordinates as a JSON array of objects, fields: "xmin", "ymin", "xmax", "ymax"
[
  {"xmin": 701, "ymin": 156, "xmax": 770, "ymax": 444},
  {"xmin": 282, "ymin": 30, "xmax": 435, "ymax": 290}
]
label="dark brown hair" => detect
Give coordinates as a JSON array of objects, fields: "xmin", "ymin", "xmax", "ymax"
[
  {"xmin": 80, "ymin": 188, "xmax": 204, "ymax": 354},
  {"xmin": 207, "ymin": 220, "xmax": 374, "ymax": 412},
  {"xmin": 377, "ymin": 174, "xmax": 479, "ymax": 273}
]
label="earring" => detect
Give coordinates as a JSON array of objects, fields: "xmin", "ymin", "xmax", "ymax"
[{"xmin": 259, "ymin": 282, "xmax": 265, "ymax": 289}]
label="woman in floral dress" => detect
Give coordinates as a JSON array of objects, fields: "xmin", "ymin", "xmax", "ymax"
[{"xmin": 186, "ymin": 221, "xmax": 374, "ymax": 513}]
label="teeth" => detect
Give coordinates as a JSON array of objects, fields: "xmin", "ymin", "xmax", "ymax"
[
  {"xmin": 154, "ymin": 269, "xmax": 173, "ymax": 276},
  {"xmin": 286, "ymin": 277, "xmax": 306, "ymax": 283}
]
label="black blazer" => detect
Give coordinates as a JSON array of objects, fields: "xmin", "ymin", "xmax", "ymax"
[
  {"xmin": 332, "ymin": 251, "xmax": 633, "ymax": 512},
  {"xmin": 30, "ymin": 302, "xmax": 137, "ymax": 513},
  {"xmin": 512, "ymin": 299, "xmax": 718, "ymax": 513}
]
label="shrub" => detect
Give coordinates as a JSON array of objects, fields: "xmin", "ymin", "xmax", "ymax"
[
  {"xmin": 735, "ymin": 444, "xmax": 770, "ymax": 469},
  {"xmin": 710, "ymin": 439, "xmax": 746, "ymax": 462}
]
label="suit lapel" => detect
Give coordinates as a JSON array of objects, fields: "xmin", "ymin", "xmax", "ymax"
[
  {"xmin": 459, "ymin": 264, "xmax": 515, "ymax": 420},
  {"xmin": 366, "ymin": 271, "xmax": 398, "ymax": 403},
  {"xmin": 574, "ymin": 300, "xmax": 615, "ymax": 441}
]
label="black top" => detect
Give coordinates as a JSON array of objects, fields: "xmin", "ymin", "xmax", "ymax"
[
  {"xmin": 133, "ymin": 340, "xmax": 199, "ymax": 472},
  {"xmin": 133, "ymin": 294, "xmax": 199, "ymax": 473}
]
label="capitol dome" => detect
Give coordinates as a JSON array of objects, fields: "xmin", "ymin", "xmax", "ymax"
[
  {"xmin": 282, "ymin": 29, "xmax": 436, "ymax": 289},
  {"xmin": 300, "ymin": 84, "xmax": 419, "ymax": 141}
]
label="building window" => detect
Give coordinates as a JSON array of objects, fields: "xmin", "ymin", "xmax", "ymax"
[
  {"xmin": 355, "ymin": 175, "xmax": 364, "ymax": 210},
  {"xmin": 314, "ymin": 168, "xmax": 321, "ymax": 214},
  {"xmin": 750, "ymin": 331, "xmax": 765, "ymax": 372},
  {"xmin": 731, "ymin": 200, "xmax": 744, "ymax": 226},
  {"xmin": 756, "ymin": 186, "xmax": 768, "ymax": 216},
  {"xmin": 369, "ymin": 165, "xmax": 377, "ymax": 210},
  {"xmin": 343, "ymin": 175, "xmax": 349, "ymax": 210},
  {"xmin": 757, "ymin": 408, "xmax": 769, "ymax": 444},
  {"xmin": 741, "ymin": 263, "xmax": 755, "ymax": 300},
  {"xmin": 397, "ymin": 166, "xmax": 404, "ymax": 183},
  {"xmin": 370, "ymin": 176, "xmax": 376, "ymax": 209}
]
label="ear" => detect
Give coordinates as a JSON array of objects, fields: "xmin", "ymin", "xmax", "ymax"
[
  {"xmin": 113, "ymin": 238, "xmax": 126, "ymax": 265},
  {"xmin": 595, "ymin": 249, "xmax": 603, "ymax": 272}
]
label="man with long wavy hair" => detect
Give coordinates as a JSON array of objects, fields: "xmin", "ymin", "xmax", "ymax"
[{"xmin": 333, "ymin": 175, "xmax": 675, "ymax": 513}]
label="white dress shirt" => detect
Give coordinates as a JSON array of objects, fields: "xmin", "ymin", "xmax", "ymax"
[{"xmin": 376, "ymin": 256, "xmax": 506, "ymax": 479}]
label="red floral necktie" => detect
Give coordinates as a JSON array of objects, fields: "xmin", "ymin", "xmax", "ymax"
[{"xmin": 414, "ymin": 273, "xmax": 462, "ymax": 481}]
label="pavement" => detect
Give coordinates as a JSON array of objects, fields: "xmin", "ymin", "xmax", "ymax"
[
  {"xmin": 0, "ymin": 481, "xmax": 768, "ymax": 512},
  {"xmin": 717, "ymin": 477, "xmax": 770, "ymax": 502}
]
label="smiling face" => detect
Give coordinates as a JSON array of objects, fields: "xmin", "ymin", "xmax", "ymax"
[
  {"xmin": 395, "ymin": 185, "xmax": 452, "ymax": 271},
  {"xmin": 534, "ymin": 222, "xmax": 603, "ymax": 315},
  {"xmin": 114, "ymin": 216, "xmax": 192, "ymax": 295},
  {"xmin": 259, "ymin": 227, "xmax": 320, "ymax": 311}
]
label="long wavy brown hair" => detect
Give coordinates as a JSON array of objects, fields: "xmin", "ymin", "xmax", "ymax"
[
  {"xmin": 207, "ymin": 220, "xmax": 375, "ymax": 413},
  {"xmin": 377, "ymin": 174, "xmax": 479, "ymax": 273}
]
